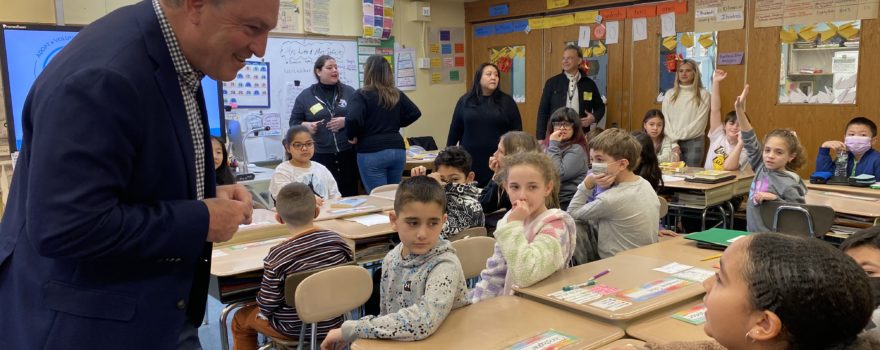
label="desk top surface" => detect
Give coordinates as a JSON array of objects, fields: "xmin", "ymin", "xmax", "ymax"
[
  {"xmin": 662, "ymin": 168, "xmax": 754, "ymax": 191},
  {"xmin": 806, "ymin": 182, "xmax": 880, "ymax": 198},
  {"xmin": 806, "ymin": 191, "xmax": 880, "ymax": 218},
  {"xmin": 618, "ymin": 236, "xmax": 722, "ymax": 269},
  {"xmin": 351, "ymin": 296, "xmax": 624, "ymax": 350},
  {"xmin": 597, "ymin": 339, "xmax": 647, "ymax": 349},
  {"xmin": 515, "ymin": 254, "xmax": 706, "ymax": 322},
  {"xmin": 316, "ymin": 195, "xmax": 395, "ymax": 221},
  {"xmin": 626, "ymin": 299, "xmax": 713, "ymax": 343}
]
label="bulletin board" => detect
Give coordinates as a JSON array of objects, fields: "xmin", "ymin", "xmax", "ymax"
[
  {"xmin": 427, "ymin": 27, "xmax": 466, "ymax": 84},
  {"xmin": 223, "ymin": 36, "xmax": 358, "ymax": 162}
]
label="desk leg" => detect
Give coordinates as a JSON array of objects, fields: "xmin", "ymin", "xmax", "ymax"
[
  {"xmin": 219, "ymin": 300, "xmax": 253, "ymax": 350},
  {"xmin": 701, "ymin": 208, "xmax": 709, "ymax": 231},
  {"xmin": 727, "ymin": 201, "xmax": 736, "ymax": 229}
]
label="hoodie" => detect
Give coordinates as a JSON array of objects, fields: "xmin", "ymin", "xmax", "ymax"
[
  {"xmin": 440, "ymin": 182, "xmax": 485, "ymax": 239},
  {"xmin": 742, "ymin": 129, "xmax": 808, "ymax": 232},
  {"xmin": 467, "ymin": 208, "xmax": 577, "ymax": 303},
  {"xmin": 341, "ymin": 239, "xmax": 469, "ymax": 342}
]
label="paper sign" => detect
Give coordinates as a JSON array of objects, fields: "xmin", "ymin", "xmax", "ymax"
[
  {"xmin": 658, "ymin": 1, "xmax": 688, "ymax": 14},
  {"xmin": 441, "ymin": 44, "xmax": 452, "ymax": 55},
  {"xmin": 627, "ymin": 5, "xmax": 657, "ymax": 18},
  {"xmin": 528, "ymin": 18, "xmax": 546, "ymax": 30},
  {"xmin": 454, "ymin": 56, "xmax": 465, "ymax": 67},
  {"xmin": 600, "ymin": 8, "xmax": 627, "ymax": 20},
  {"xmin": 431, "ymin": 73, "xmax": 442, "ymax": 83},
  {"xmin": 449, "ymin": 70, "xmax": 460, "ymax": 81},
  {"xmin": 511, "ymin": 20, "xmax": 529, "ymax": 33},
  {"xmin": 545, "ymin": 14, "xmax": 574, "ymax": 28},
  {"xmin": 590, "ymin": 284, "xmax": 620, "ymax": 295},
  {"xmin": 474, "ymin": 26, "xmax": 493, "ymax": 38},
  {"xmin": 605, "ymin": 21, "xmax": 619, "ymax": 44},
  {"xmin": 673, "ymin": 268, "xmax": 716, "ymax": 283},
  {"xmin": 430, "ymin": 44, "xmax": 440, "ymax": 53},
  {"xmin": 680, "ymin": 32, "xmax": 694, "ymax": 47},
  {"xmin": 442, "ymin": 57, "xmax": 454, "ymax": 68},
  {"xmin": 578, "ymin": 26, "xmax": 591, "ymax": 47},
  {"xmin": 548, "ymin": 288, "xmax": 603, "ymax": 304},
  {"xmin": 495, "ymin": 22, "xmax": 514, "ymax": 35},
  {"xmin": 574, "ymin": 10, "xmax": 599, "ymax": 24},
  {"xmin": 718, "ymin": 52, "xmax": 744, "ymax": 65},
  {"xmin": 619, "ymin": 278, "xmax": 692, "ymax": 302},
  {"xmin": 547, "ymin": 0, "xmax": 569, "ymax": 10},
  {"xmin": 662, "ymin": 36, "xmax": 678, "ymax": 50},
  {"xmin": 430, "ymin": 58, "xmax": 441, "ymax": 68},
  {"xmin": 455, "ymin": 43, "xmax": 465, "ymax": 53},
  {"xmin": 698, "ymin": 33, "xmax": 714, "ymax": 48},
  {"xmin": 504, "ymin": 330, "xmax": 579, "ymax": 350},
  {"xmin": 654, "ymin": 262, "xmax": 694, "ymax": 274},
  {"xmin": 590, "ymin": 297, "xmax": 632, "ymax": 311},
  {"xmin": 489, "ymin": 4, "xmax": 509, "ymax": 17},
  {"xmin": 672, "ymin": 304, "xmax": 707, "ymax": 325},
  {"xmin": 661, "ymin": 12, "xmax": 676, "ymax": 37},
  {"xmin": 632, "ymin": 18, "xmax": 647, "ymax": 41},
  {"xmin": 439, "ymin": 30, "xmax": 451, "ymax": 41}
]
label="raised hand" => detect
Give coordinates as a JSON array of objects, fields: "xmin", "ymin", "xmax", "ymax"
[{"xmin": 712, "ymin": 69, "xmax": 727, "ymax": 82}]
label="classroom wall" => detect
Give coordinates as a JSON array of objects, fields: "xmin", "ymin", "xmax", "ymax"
[
  {"xmin": 0, "ymin": 0, "xmax": 56, "ymax": 23},
  {"xmin": 464, "ymin": 0, "xmax": 880, "ymax": 178}
]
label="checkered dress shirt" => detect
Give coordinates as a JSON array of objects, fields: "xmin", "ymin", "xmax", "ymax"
[{"xmin": 153, "ymin": 0, "xmax": 206, "ymax": 199}]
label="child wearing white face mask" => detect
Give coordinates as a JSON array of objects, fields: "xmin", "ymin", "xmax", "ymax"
[{"xmin": 816, "ymin": 117, "xmax": 880, "ymax": 179}]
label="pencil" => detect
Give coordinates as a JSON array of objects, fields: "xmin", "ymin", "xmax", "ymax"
[{"xmin": 701, "ymin": 253, "xmax": 723, "ymax": 261}]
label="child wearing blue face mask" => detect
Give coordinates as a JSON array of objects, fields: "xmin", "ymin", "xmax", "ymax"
[{"xmin": 816, "ymin": 117, "xmax": 880, "ymax": 179}]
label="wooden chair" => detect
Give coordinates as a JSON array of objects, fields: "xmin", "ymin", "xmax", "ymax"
[
  {"xmin": 446, "ymin": 226, "xmax": 488, "ymax": 242},
  {"xmin": 759, "ymin": 201, "xmax": 835, "ymax": 237},
  {"xmin": 369, "ymin": 184, "xmax": 398, "ymax": 195},
  {"xmin": 451, "ymin": 236, "xmax": 496, "ymax": 286}
]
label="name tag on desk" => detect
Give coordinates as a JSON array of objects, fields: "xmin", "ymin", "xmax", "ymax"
[{"xmin": 309, "ymin": 103, "xmax": 324, "ymax": 115}]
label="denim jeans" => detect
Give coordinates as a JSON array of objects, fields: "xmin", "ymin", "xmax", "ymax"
[{"xmin": 357, "ymin": 149, "xmax": 406, "ymax": 193}]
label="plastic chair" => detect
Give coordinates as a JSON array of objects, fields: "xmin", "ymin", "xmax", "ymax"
[
  {"xmin": 446, "ymin": 226, "xmax": 488, "ymax": 242},
  {"xmin": 451, "ymin": 236, "xmax": 496, "ymax": 280},
  {"xmin": 759, "ymin": 201, "xmax": 835, "ymax": 237},
  {"xmin": 369, "ymin": 184, "xmax": 398, "ymax": 195}
]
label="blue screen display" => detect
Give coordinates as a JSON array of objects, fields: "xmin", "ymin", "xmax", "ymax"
[{"xmin": 1, "ymin": 25, "xmax": 224, "ymax": 151}]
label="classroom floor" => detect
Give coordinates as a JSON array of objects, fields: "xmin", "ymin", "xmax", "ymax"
[{"xmin": 198, "ymin": 297, "xmax": 233, "ymax": 350}]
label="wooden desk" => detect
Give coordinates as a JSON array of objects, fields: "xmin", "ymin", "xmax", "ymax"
[
  {"xmin": 806, "ymin": 192, "xmax": 880, "ymax": 219},
  {"xmin": 515, "ymin": 254, "xmax": 706, "ymax": 325},
  {"xmin": 316, "ymin": 195, "xmax": 395, "ymax": 221},
  {"xmin": 369, "ymin": 189, "xmax": 396, "ymax": 201},
  {"xmin": 618, "ymin": 236, "xmax": 722, "ymax": 269},
  {"xmin": 807, "ymin": 182, "xmax": 880, "ymax": 199},
  {"xmin": 662, "ymin": 169, "xmax": 754, "ymax": 230},
  {"xmin": 597, "ymin": 339, "xmax": 646, "ymax": 349},
  {"xmin": 405, "ymin": 150, "xmax": 439, "ymax": 171},
  {"xmin": 626, "ymin": 299, "xmax": 712, "ymax": 343},
  {"xmin": 352, "ymin": 296, "xmax": 624, "ymax": 350}
]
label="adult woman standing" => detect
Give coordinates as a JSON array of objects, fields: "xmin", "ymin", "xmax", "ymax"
[
  {"xmin": 661, "ymin": 58, "xmax": 710, "ymax": 167},
  {"xmin": 447, "ymin": 63, "xmax": 522, "ymax": 187},
  {"xmin": 347, "ymin": 55, "xmax": 422, "ymax": 192},
  {"xmin": 290, "ymin": 55, "xmax": 360, "ymax": 196}
]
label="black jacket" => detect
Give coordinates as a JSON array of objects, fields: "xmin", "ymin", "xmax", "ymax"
[
  {"xmin": 290, "ymin": 83, "xmax": 357, "ymax": 154},
  {"xmin": 536, "ymin": 71, "xmax": 605, "ymax": 139},
  {"xmin": 346, "ymin": 89, "xmax": 421, "ymax": 153}
]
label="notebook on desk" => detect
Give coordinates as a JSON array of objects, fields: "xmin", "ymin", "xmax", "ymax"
[{"xmin": 684, "ymin": 228, "xmax": 751, "ymax": 251}]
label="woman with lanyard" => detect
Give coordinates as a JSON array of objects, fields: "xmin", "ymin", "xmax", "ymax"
[
  {"xmin": 536, "ymin": 44, "xmax": 605, "ymax": 140},
  {"xmin": 290, "ymin": 55, "xmax": 360, "ymax": 196}
]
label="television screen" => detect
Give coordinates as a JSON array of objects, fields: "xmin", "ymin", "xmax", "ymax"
[{"xmin": 0, "ymin": 23, "xmax": 225, "ymax": 152}]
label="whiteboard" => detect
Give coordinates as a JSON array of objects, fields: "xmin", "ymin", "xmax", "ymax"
[{"xmin": 223, "ymin": 36, "xmax": 359, "ymax": 163}]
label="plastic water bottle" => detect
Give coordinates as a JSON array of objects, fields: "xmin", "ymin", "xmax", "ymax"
[{"xmin": 834, "ymin": 149, "xmax": 848, "ymax": 178}]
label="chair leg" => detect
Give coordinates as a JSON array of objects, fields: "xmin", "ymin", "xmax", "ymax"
[
  {"xmin": 310, "ymin": 323, "xmax": 318, "ymax": 350},
  {"xmin": 297, "ymin": 323, "xmax": 306, "ymax": 350}
]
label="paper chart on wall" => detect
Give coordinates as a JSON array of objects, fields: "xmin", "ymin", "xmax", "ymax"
[
  {"xmin": 695, "ymin": 0, "xmax": 744, "ymax": 32},
  {"xmin": 274, "ymin": 0, "xmax": 303, "ymax": 34},
  {"xmin": 395, "ymin": 48, "xmax": 416, "ymax": 91},
  {"xmin": 304, "ymin": 0, "xmax": 330, "ymax": 34}
]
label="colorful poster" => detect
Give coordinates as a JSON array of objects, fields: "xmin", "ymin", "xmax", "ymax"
[
  {"xmin": 362, "ymin": 0, "xmax": 394, "ymax": 39},
  {"xmin": 428, "ymin": 27, "xmax": 464, "ymax": 84},
  {"xmin": 357, "ymin": 37, "xmax": 395, "ymax": 87},
  {"xmin": 223, "ymin": 61, "xmax": 270, "ymax": 108}
]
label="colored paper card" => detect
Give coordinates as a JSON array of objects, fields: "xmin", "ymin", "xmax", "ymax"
[
  {"xmin": 654, "ymin": 262, "xmax": 694, "ymax": 274},
  {"xmin": 589, "ymin": 297, "xmax": 632, "ymax": 311},
  {"xmin": 545, "ymin": 14, "xmax": 574, "ymax": 28},
  {"xmin": 661, "ymin": 12, "xmax": 676, "ymax": 37},
  {"xmin": 717, "ymin": 51, "xmax": 744, "ymax": 65},
  {"xmin": 474, "ymin": 25, "xmax": 494, "ymax": 38},
  {"xmin": 698, "ymin": 33, "xmax": 714, "ymax": 48},
  {"xmin": 495, "ymin": 22, "xmax": 514, "ymax": 35},
  {"xmin": 627, "ymin": 5, "xmax": 657, "ymax": 18},
  {"xmin": 673, "ymin": 268, "xmax": 716, "ymax": 283},
  {"xmin": 672, "ymin": 304, "xmax": 707, "ymax": 325},
  {"xmin": 547, "ymin": 0, "xmax": 569, "ymax": 10},
  {"xmin": 442, "ymin": 57, "xmax": 454, "ymax": 67},
  {"xmin": 605, "ymin": 21, "xmax": 619, "ymax": 44},
  {"xmin": 454, "ymin": 56, "xmax": 465, "ymax": 66},
  {"xmin": 511, "ymin": 20, "xmax": 529, "ymax": 32},
  {"xmin": 504, "ymin": 329, "xmax": 579, "ymax": 350},
  {"xmin": 574, "ymin": 10, "xmax": 600, "ymax": 24},
  {"xmin": 528, "ymin": 18, "xmax": 546, "ymax": 30},
  {"xmin": 430, "ymin": 44, "xmax": 440, "ymax": 54},
  {"xmin": 619, "ymin": 278, "xmax": 692, "ymax": 302},
  {"xmin": 430, "ymin": 58, "xmax": 441, "ymax": 68},
  {"xmin": 454, "ymin": 43, "xmax": 465, "ymax": 53},
  {"xmin": 592, "ymin": 41, "xmax": 606, "ymax": 56},
  {"xmin": 577, "ymin": 26, "xmax": 591, "ymax": 48},
  {"xmin": 547, "ymin": 288, "xmax": 603, "ymax": 304},
  {"xmin": 593, "ymin": 23, "xmax": 606, "ymax": 39},
  {"xmin": 440, "ymin": 30, "xmax": 451, "ymax": 41},
  {"xmin": 589, "ymin": 283, "xmax": 619, "ymax": 295},
  {"xmin": 600, "ymin": 7, "xmax": 627, "ymax": 21},
  {"xmin": 658, "ymin": 1, "xmax": 687, "ymax": 14},
  {"xmin": 489, "ymin": 4, "xmax": 509, "ymax": 17},
  {"xmin": 431, "ymin": 73, "xmax": 442, "ymax": 83},
  {"xmin": 662, "ymin": 36, "xmax": 678, "ymax": 50},
  {"xmin": 632, "ymin": 18, "xmax": 647, "ymax": 41},
  {"xmin": 449, "ymin": 70, "xmax": 460, "ymax": 81},
  {"xmin": 820, "ymin": 23, "xmax": 838, "ymax": 42},
  {"xmin": 798, "ymin": 25, "xmax": 818, "ymax": 41},
  {"xmin": 680, "ymin": 32, "xmax": 694, "ymax": 47},
  {"xmin": 441, "ymin": 44, "xmax": 452, "ymax": 55}
]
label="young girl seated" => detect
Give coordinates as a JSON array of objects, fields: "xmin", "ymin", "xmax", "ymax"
[
  {"xmin": 468, "ymin": 152, "xmax": 576, "ymax": 303},
  {"xmin": 542, "ymin": 107, "xmax": 588, "ymax": 210},
  {"xmin": 269, "ymin": 126, "xmax": 342, "ymax": 206},
  {"xmin": 211, "ymin": 136, "xmax": 236, "ymax": 186},
  {"xmin": 734, "ymin": 85, "xmax": 808, "ymax": 232},
  {"xmin": 632, "ymin": 233, "xmax": 878, "ymax": 350},
  {"xmin": 642, "ymin": 109, "xmax": 680, "ymax": 163},
  {"xmin": 705, "ymin": 69, "xmax": 749, "ymax": 171}
]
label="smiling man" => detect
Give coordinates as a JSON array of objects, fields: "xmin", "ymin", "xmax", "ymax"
[{"xmin": 0, "ymin": 0, "xmax": 277, "ymax": 348}]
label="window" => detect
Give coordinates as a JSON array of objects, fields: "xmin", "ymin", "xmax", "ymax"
[{"xmin": 778, "ymin": 21, "xmax": 860, "ymax": 104}]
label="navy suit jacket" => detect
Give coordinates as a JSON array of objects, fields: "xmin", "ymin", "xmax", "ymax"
[{"xmin": 0, "ymin": 1, "xmax": 216, "ymax": 348}]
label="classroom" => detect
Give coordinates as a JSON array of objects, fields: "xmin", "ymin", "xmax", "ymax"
[{"xmin": 0, "ymin": 0, "xmax": 879, "ymax": 349}]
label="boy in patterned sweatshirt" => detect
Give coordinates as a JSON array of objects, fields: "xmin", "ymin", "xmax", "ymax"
[
  {"xmin": 321, "ymin": 176, "xmax": 470, "ymax": 348},
  {"xmin": 411, "ymin": 146, "xmax": 485, "ymax": 239}
]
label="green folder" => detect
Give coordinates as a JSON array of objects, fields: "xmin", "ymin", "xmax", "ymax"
[{"xmin": 684, "ymin": 228, "xmax": 751, "ymax": 247}]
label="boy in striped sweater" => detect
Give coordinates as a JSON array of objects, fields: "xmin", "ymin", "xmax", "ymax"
[{"xmin": 231, "ymin": 183, "xmax": 353, "ymax": 350}]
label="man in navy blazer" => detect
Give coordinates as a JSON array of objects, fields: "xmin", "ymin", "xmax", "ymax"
[{"xmin": 0, "ymin": 0, "xmax": 277, "ymax": 348}]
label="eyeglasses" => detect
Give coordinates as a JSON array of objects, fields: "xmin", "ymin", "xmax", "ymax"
[
  {"xmin": 552, "ymin": 122, "xmax": 574, "ymax": 129},
  {"xmin": 291, "ymin": 142, "xmax": 315, "ymax": 150}
]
